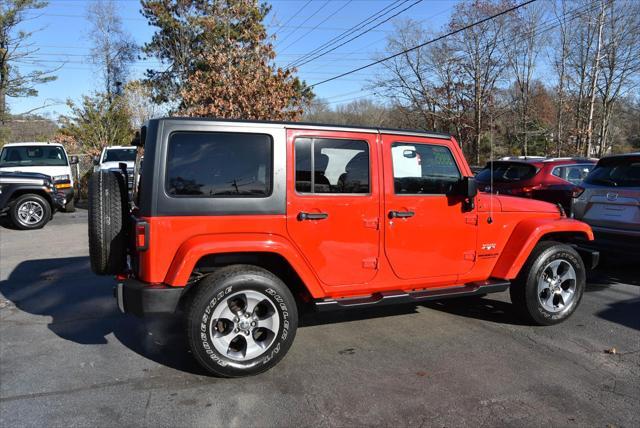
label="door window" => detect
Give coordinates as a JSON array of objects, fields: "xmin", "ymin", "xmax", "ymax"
[
  {"xmin": 295, "ymin": 138, "xmax": 369, "ymax": 194},
  {"xmin": 391, "ymin": 143, "xmax": 460, "ymax": 194}
]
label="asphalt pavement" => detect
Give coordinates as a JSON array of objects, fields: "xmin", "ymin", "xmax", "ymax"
[{"xmin": 1, "ymin": 210, "xmax": 639, "ymax": 427}]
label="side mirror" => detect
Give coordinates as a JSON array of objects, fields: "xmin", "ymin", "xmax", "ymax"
[
  {"xmin": 92, "ymin": 156, "xmax": 99, "ymax": 166},
  {"xmin": 451, "ymin": 177, "xmax": 477, "ymax": 212},
  {"xmin": 69, "ymin": 155, "xmax": 79, "ymax": 165},
  {"xmin": 454, "ymin": 176, "xmax": 478, "ymax": 199}
]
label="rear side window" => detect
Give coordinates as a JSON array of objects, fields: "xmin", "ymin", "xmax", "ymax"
[
  {"xmin": 392, "ymin": 143, "xmax": 460, "ymax": 194},
  {"xmin": 552, "ymin": 164, "xmax": 594, "ymax": 184},
  {"xmin": 584, "ymin": 157, "xmax": 640, "ymax": 188},
  {"xmin": 166, "ymin": 132, "xmax": 272, "ymax": 197},
  {"xmin": 295, "ymin": 137, "xmax": 369, "ymax": 194},
  {"xmin": 476, "ymin": 162, "xmax": 537, "ymax": 182}
]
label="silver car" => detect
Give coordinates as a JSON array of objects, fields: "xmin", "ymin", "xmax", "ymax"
[{"xmin": 572, "ymin": 153, "xmax": 640, "ymax": 256}]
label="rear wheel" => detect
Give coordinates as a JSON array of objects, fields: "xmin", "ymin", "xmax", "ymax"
[
  {"xmin": 10, "ymin": 194, "xmax": 52, "ymax": 230},
  {"xmin": 510, "ymin": 241, "xmax": 585, "ymax": 325},
  {"xmin": 88, "ymin": 171, "xmax": 128, "ymax": 275},
  {"xmin": 186, "ymin": 265, "xmax": 298, "ymax": 377}
]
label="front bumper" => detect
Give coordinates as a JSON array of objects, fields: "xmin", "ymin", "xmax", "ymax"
[{"xmin": 115, "ymin": 278, "xmax": 185, "ymax": 317}]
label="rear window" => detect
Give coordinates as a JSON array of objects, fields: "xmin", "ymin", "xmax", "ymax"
[
  {"xmin": 584, "ymin": 157, "xmax": 640, "ymax": 188},
  {"xmin": 103, "ymin": 148, "xmax": 137, "ymax": 163},
  {"xmin": 166, "ymin": 131, "xmax": 272, "ymax": 197},
  {"xmin": 476, "ymin": 162, "xmax": 537, "ymax": 182}
]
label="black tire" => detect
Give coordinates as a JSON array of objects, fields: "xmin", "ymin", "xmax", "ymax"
[
  {"xmin": 510, "ymin": 241, "xmax": 585, "ymax": 325},
  {"xmin": 63, "ymin": 198, "xmax": 76, "ymax": 213},
  {"xmin": 88, "ymin": 171, "xmax": 128, "ymax": 275},
  {"xmin": 9, "ymin": 194, "xmax": 52, "ymax": 230},
  {"xmin": 186, "ymin": 265, "xmax": 298, "ymax": 377}
]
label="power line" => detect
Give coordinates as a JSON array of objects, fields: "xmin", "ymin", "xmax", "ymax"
[
  {"xmin": 309, "ymin": 0, "xmax": 538, "ymax": 87},
  {"xmin": 286, "ymin": 0, "xmax": 407, "ymax": 69},
  {"xmin": 275, "ymin": 1, "xmax": 329, "ymax": 47},
  {"xmin": 290, "ymin": 0, "xmax": 423, "ymax": 70},
  {"xmin": 278, "ymin": 1, "xmax": 353, "ymax": 52}
]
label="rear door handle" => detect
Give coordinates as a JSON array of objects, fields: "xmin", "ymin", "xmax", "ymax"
[
  {"xmin": 298, "ymin": 212, "xmax": 329, "ymax": 221},
  {"xmin": 388, "ymin": 210, "xmax": 415, "ymax": 219}
]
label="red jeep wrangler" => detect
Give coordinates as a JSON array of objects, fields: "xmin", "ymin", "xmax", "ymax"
[{"xmin": 88, "ymin": 118, "xmax": 597, "ymax": 377}]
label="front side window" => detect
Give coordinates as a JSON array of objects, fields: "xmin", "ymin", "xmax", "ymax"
[
  {"xmin": 0, "ymin": 146, "xmax": 68, "ymax": 167},
  {"xmin": 295, "ymin": 138, "xmax": 369, "ymax": 194},
  {"xmin": 392, "ymin": 143, "xmax": 460, "ymax": 194},
  {"xmin": 166, "ymin": 132, "xmax": 272, "ymax": 197}
]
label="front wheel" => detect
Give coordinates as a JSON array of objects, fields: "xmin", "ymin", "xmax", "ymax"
[
  {"xmin": 10, "ymin": 194, "xmax": 52, "ymax": 230},
  {"xmin": 510, "ymin": 241, "xmax": 585, "ymax": 325},
  {"xmin": 186, "ymin": 265, "xmax": 298, "ymax": 377}
]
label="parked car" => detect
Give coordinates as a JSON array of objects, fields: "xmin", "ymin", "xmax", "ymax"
[
  {"xmin": 93, "ymin": 146, "xmax": 138, "ymax": 190},
  {"xmin": 572, "ymin": 152, "xmax": 640, "ymax": 257},
  {"xmin": 0, "ymin": 142, "xmax": 79, "ymax": 212},
  {"xmin": 475, "ymin": 157, "xmax": 597, "ymax": 213},
  {"xmin": 88, "ymin": 118, "xmax": 596, "ymax": 377},
  {"xmin": 0, "ymin": 171, "xmax": 65, "ymax": 229}
]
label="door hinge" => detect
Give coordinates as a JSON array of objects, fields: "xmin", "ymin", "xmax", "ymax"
[
  {"xmin": 364, "ymin": 218, "xmax": 379, "ymax": 229},
  {"xmin": 465, "ymin": 215, "xmax": 478, "ymax": 225},
  {"xmin": 463, "ymin": 251, "xmax": 476, "ymax": 261},
  {"xmin": 362, "ymin": 257, "xmax": 378, "ymax": 269}
]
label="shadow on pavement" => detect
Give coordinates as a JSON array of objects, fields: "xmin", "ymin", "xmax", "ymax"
[
  {"xmin": 419, "ymin": 295, "xmax": 528, "ymax": 326},
  {"xmin": 0, "ymin": 257, "xmax": 207, "ymax": 376},
  {"xmin": 596, "ymin": 297, "xmax": 640, "ymax": 331}
]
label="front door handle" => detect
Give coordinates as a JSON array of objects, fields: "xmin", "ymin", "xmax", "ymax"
[
  {"xmin": 298, "ymin": 212, "xmax": 329, "ymax": 221},
  {"xmin": 388, "ymin": 210, "xmax": 415, "ymax": 219}
]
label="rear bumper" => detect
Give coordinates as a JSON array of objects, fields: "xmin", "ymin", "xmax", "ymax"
[
  {"xmin": 574, "ymin": 227, "xmax": 640, "ymax": 257},
  {"xmin": 115, "ymin": 278, "xmax": 185, "ymax": 317}
]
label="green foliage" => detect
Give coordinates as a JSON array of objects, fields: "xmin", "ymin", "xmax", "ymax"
[{"xmin": 58, "ymin": 93, "xmax": 134, "ymax": 156}]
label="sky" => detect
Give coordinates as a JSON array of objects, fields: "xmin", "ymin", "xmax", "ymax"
[{"xmin": 9, "ymin": 0, "xmax": 458, "ymax": 119}]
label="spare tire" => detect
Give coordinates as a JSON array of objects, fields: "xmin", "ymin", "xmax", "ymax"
[{"xmin": 88, "ymin": 171, "xmax": 128, "ymax": 275}]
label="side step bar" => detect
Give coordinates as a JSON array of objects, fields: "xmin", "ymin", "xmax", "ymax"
[{"xmin": 315, "ymin": 279, "xmax": 510, "ymax": 312}]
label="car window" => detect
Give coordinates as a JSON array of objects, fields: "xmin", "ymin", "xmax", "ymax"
[
  {"xmin": 295, "ymin": 137, "xmax": 369, "ymax": 194},
  {"xmin": 585, "ymin": 158, "xmax": 640, "ymax": 188},
  {"xmin": 166, "ymin": 131, "xmax": 272, "ymax": 197},
  {"xmin": 392, "ymin": 143, "xmax": 460, "ymax": 195},
  {"xmin": 0, "ymin": 146, "xmax": 68, "ymax": 167},
  {"xmin": 552, "ymin": 164, "xmax": 594, "ymax": 185},
  {"xmin": 476, "ymin": 162, "xmax": 537, "ymax": 182},
  {"xmin": 103, "ymin": 148, "xmax": 137, "ymax": 163}
]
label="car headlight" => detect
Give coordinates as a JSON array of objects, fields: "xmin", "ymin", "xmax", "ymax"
[{"xmin": 54, "ymin": 174, "xmax": 70, "ymax": 182}]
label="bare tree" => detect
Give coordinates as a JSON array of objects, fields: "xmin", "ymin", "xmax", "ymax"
[
  {"xmin": 551, "ymin": 0, "xmax": 571, "ymax": 156},
  {"xmin": 123, "ymin": 80, "xmax": 165, "ymax": 129},
  {"xmin": 583, "ymin": 0, "xmax": 606, "ymax": 156},
  {"xmin": 503, "ymin": 1, "xmax": 547, "ymax": 156},
  {"xmin": 0, "ymin": 0, "xmax": 57, "ymax": 126},
  {"xmin": 595, "ymin": 0, "xmax": 640, "ymax": 156},
  {"xmin": 448, "ymin": 0, "xmax": 511, "ymax": 164},
  {"xmin": 86, "ymin": 0, "xmax": 137, "ymax": 102}
]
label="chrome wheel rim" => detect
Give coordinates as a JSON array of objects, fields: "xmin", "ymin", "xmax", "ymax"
[
  {"xmin": 17, "ymin": 201, "xmax": 44, "ymax": 226},
  {"xmin": 209, "ymin": 290, "xmax": 280, "ymax": 361},
  {"xmin": 537, "ymin": 259, "xmax": 577, "ymax": 313}
]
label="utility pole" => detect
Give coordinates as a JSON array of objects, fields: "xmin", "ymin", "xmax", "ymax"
[{"xmin": 585, "ymin": 0, "xmax": 606, "ymax": 157}]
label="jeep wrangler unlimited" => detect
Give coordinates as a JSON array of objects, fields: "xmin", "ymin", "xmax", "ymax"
[{"xmin": 88, "ymin": 118, "xmax": 597, "ymax": 377}]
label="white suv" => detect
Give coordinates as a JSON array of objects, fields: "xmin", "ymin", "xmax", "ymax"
[
  {"xmin": 0, "ymin": 142, "xmax": 78, "ymax": 212},
  {"xmin": 93, "ymin": 146, "xmax": 137, "ymax": 189}
]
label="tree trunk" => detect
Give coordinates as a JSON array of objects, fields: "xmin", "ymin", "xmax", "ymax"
[{"xmin": 585, "ymin": 1, "xmax": 606, "ymax": 157}]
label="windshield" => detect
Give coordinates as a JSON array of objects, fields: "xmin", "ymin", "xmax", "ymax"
[
  {"xmin": 0, "ymin": 146, "xmax": 68, "ymax": 167},
  {"xmin": 584, "ymin": 157, "xmax": 640, "ymax": 188},
  {"xmin": 103, "ymin": 148, "xmax": 137, "ymax": 163},
  {"xmin": 476, "ymin": 162, "xmax": 537, "ymax": 182}
]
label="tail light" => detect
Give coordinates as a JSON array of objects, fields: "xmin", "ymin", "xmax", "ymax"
[
  {"xmin": 135, "ymin": 221, "xmax": 149, "ymax": 251},
  {"xmin": 571, "ymin": 186, "xmax": 585, "ymax": 198}
]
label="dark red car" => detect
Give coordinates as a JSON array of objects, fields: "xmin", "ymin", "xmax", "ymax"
[{"xmin": 475, "ymin": 157, "xmax": 597, "ymax": 213}]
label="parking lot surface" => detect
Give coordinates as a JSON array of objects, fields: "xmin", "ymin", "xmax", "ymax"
[{"xmin": 1, "ymin": 210, "xmax": 639, "ymax": 427}]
